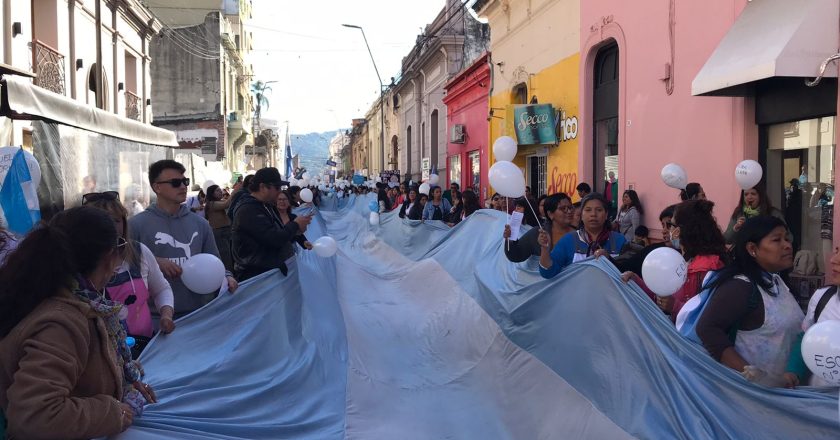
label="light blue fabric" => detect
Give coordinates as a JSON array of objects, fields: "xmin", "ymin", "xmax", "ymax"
[{"xmin": 115, "ymin": 194, "xmax": 840, "ymax": 439}]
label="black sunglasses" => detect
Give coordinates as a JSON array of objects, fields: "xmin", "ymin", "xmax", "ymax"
[
  {"xmin": 82, "ymin": 191, "xmax": 119, "ymax": 205},
  {"xmin": 155, "ymin": 178, "xmax": 190, "ymax": 188}
]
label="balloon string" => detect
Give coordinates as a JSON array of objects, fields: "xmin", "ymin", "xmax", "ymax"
[
  {"xmin": 524, "ymin": 197, "xmax": 545, "ymax": 232},
  {"xmin": 505, "ymin": 197, "xmax": 509, "ymax": 253}
]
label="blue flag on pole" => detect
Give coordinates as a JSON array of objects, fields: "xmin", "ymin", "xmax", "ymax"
[{"xmin": 0, "ymin": 148, "xmax": 40, "ymax": 235}]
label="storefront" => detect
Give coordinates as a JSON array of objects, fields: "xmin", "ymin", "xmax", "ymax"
[
  {"xmin": 691, "ymin": 0, "xmax": 839, "ymax": 299},
  {"xmin": 443, "ymin": 53, "xmax": 490, "ymax": 204}
]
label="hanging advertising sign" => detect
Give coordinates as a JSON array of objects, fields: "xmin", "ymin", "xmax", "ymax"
[
  {"xmin": 513, "ymin": 104, "xmax": 557, "ymax": 145},
  {"xmin": 422, "ymin": 157, "xmax": 431, "ymax": 181}
]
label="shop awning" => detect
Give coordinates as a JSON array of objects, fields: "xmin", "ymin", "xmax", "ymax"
[
  {"xmin": 1, "ymin": 74, "xmax": 178, "ymax": 146},
  {"xmin": 692, "ymin": 0, "xmax": 839, "ymax": 96}
]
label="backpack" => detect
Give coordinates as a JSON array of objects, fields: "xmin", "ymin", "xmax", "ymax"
[
  {"xmin": 814, "ymin": 286, "xmax": 838, "ymax": 322},
  {"xmin": 678, "ymin": 272, "xmax": 759, "ymax": 345}
]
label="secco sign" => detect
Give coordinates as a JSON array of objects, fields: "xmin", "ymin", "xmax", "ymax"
[{"xmin": 513, "ymin": 104, "xmax": 557, "ymax": 145}]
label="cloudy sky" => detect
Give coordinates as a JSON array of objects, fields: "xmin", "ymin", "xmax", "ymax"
[{"xmin": 247, "ymin": 0, "xmax": 448, "ymax": 134}]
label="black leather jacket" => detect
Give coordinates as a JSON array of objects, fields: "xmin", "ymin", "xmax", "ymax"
[{"xmin": 231, "ymin": 193, "xmax": 300, "ymax": 277}]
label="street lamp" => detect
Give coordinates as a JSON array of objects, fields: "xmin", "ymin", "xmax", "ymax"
[{"xmin": 343, "ymin": 23, "xmax": 385, "ymax": 178}]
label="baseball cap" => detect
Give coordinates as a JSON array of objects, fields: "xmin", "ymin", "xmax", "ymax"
[{"xmin": 252, "ymin": 167, "xmax": 288, "ymax": 186}]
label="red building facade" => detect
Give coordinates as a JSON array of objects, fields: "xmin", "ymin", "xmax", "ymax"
[{"xmin": 442, "ymin": 53, "xmax": 491, "ymax": 205}]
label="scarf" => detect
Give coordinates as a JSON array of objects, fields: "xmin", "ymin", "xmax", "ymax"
[
  {"xmin": 582, "ymin": 228, "xmax": 612, "ymax": 257},
  {"xmin": 742, "ymin": 204, "xmax": 760, "ymax": 218},
  {"xmin": 73, "ymin": 275, "xmax": 146, "ymax": 415}
]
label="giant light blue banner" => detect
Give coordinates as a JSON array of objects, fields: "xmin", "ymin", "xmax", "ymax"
[{"xmin": 117, "ymin": 195, "xmax": 840, "ymax": 439}]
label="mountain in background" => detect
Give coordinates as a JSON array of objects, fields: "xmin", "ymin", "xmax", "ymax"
[{"xmin": 289, "ymin": 129, "xmax": 346, "ymax": 177}]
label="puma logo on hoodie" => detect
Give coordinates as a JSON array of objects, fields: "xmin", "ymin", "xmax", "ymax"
[{"xmin": 129, "ymin": 203, "xmax": 221, "ymax": 314}]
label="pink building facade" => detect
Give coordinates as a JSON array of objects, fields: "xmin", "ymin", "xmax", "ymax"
[
  {"xmin": 580, "ymin": 0, "xmax": 839, "ymax": 292},
  {"xmin": 443, "ymin": 53, "xmax": 491, "ymax": 205}
]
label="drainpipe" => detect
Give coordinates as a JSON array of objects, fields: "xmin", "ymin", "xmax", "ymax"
[
  {"xmin": 69, "ymin": 0, "xmax": 75, "ymax": 99},
  {"xmin": 95, "ymin": 0, "xmax": 102, "ymax": 109}
]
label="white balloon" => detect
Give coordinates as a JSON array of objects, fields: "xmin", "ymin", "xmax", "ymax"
[
  {"xmin": 802, "ymin": 320, "xmax": 840, "ymax": 385},
  {"xmin": 369, "ymin": 211, "xmax": 380, "ymax": 226},
  {"xmin": 735, "ymin": 160, "xmax": 763, "ymax": 191},
  {"xmin": 300, "ymin": 178, "xmax": 310, "ymax": 187},
  {"xmin": 289, "ymin": 178, "xmax": 298, "ymax": 186},
  {"xmin": 302, "ymin": 171, "xmax": 311, "ymax": 180},
  {"xmin": 300, "ymin": 188, "xmax": 313, "ymax": 203},
  {"xmin": 429, "ymin": 174, "xmax": 440, "ymax": 185},
  {"xmin": 488, "ymin": 161, "xmax": 525, "ymax": 198},
  {"xmin": 337, "ymin": 191, "xmax": 344, "ymax": 198},
  {"xmin": 312, "ymin": 236, "xmax": 337, "ymax": 258},
  {"xmin": 641, "ymin": 247, "xmax": 687, "ymax": 297},
  {"xmin": 318, "ymin": 184, "xmax": 327, "ymax": 191},
  {"xmin": 660, "ymin": 163, "xmax": 688, "ymax": 190},
  {"xmin": 419, "ymin": 183, "xmax": 431, "ymax": 195},
  {"xmin": 202, "ymin": 180, "xmax": 216, "ymax": 194},
  {"xmin": 339, "ymin": 183, "xmax": 346, "ymax": 190},
  {"xmin": 493, "ymin": 136, "xmax": 518, "ymax": 162},
  {"xmin": 181, "ymin": 253, "xmax": 226, "ymax": 294}
]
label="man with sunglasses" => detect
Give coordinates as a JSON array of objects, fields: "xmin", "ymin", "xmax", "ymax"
[
  {"xmin": 231, "ymin": 167, "xmax": 311, "ymax": 281},
  {"xmin": 129, "ymin": 160, "xmax": 238, "ymax": 321}
]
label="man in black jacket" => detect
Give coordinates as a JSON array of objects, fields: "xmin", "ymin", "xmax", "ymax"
[{"xmin": 231, "ymin": 167, "xmax": 311, "ymax": 281}]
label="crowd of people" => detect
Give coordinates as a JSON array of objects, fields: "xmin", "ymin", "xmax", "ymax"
[{"xmin": 0, "ymin": 157, "xmax": 838, "ymax": 438}]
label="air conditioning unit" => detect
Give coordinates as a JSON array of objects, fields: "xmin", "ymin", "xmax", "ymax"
[{"xmin": 450, "ymin": 124, "xmax": 466, "ymax": 143}]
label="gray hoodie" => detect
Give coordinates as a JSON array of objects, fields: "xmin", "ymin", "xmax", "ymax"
[{"xmin": 129, "ymin": 203, "xmax": 221, "ymax": 314}]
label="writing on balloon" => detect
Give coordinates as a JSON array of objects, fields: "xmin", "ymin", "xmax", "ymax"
[{"xmin": 812, "ymin": 354, "xmax": 840, "ymax": 381}]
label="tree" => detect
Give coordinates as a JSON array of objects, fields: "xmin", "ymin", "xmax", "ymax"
[{"xmin": 250, "ymin": 80, "xmax": 273, "ymax": 132}]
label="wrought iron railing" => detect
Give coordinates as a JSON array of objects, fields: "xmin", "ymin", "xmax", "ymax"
[
  {"xmin": 125, "ymin": 91, "xmax": 141, "ymax": 121},
  {"xmin": 33, "ymin": 40, "xmax": 65, "ymax": 95}
]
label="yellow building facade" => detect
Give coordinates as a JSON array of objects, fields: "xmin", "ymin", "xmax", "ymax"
[{"xmin": 475, "ymin": 0, "xmax": 581, "ymax": 198}]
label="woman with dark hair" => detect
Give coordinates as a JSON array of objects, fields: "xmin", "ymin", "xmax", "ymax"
[
  {"xmin": 422, "ymin": 186, "xmax": 452, "ymax": 220},
  {"xmin": 204, "ymin": 184, "xmax": 234, "ymax": 271},
  {"xmin": 679, "ymin": 182, "xmax": 707, "ymax": 201},
  {"xmin": 287, "ymin": 186, "xmax": 302, "ymax": 207},
  {"xmin": 377, "ymin": 187, "xmax": 393, "ymax": 213},
  {"xmin": 84, "ymin": 192, "xmax": 176, "ymax": 343},
  {"xmin": 408, "ymin": 193, "xmax": 428, "ymax": 220},
  {"xmin": 538, "ymin": 193, "xmax": 626, "ymax": 278},
  {"xmin": 399, "ymin": 188, "xmax": 418, "ymax": 219},
  {"xmin": 694, "ymin": 216, "xmax": 804, "ymax": 388},
  {"xmin": 624, "ymin": 200, "xmax": 727, "ymax": 318},
  {"xmin": 461, "ymin": 190, "xmax": 481, "ymax": 219},
  {"xmin": 724, "ymin": 185, "xmax": 784, "ymax": 244},
  {"xmin": 505, "ymin": 193, "xmax": 576, "ymax": 263},
  {"xmin": 614, "ymin": 189, "xmax": 643, "ymax": 242},
  {"xmin": 513, "ymin": 197, "xmax": 539, "ymax": 227},
  {"xmin": 0, "ymin": 207, "xmax": 156, "ymax": 439},
  {"xmin": 276, "ymin": 190, "xmax": 313, "ymax": 251},
  {"xmin": 446, "ymin": 190, "xmax": 464, "ymax": 226}
]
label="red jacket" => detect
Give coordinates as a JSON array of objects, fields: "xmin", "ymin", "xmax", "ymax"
[{"xmin": 669, "ymin": 254, "xmax": 725, "ymax": 322}]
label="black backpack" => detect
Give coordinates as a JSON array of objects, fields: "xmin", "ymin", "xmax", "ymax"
[{"xmin": 814, "ymin": 286, "xmax": 838, "ymax": 322}]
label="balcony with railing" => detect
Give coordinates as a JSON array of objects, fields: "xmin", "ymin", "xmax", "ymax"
[
  {"xmin": 125, "ymin": 91, "xmax": 141, "ymax": 121},
  {"xmin": 33, "ymin": 40, "xmax": 65, "ymax": 95}
]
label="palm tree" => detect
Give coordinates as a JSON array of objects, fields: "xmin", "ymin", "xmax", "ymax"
[{"xmin": 250, "ymin": 80, "xmax": 273, "ymax": 132}]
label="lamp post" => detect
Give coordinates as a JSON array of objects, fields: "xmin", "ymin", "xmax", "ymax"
[{"xmin": 343, "ymin": 24, "xmax": 385, "ymax": 178}]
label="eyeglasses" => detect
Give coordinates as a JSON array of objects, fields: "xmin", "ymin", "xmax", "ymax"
[
  {"xmin": 116, "ymin": 236, "xmax": 128, "ymax": 249},
  {"xmin": 557, "ymin": 205, "xmax": 575, "ymax": 212},
  {"xmin": 666, "ymin": 221, "xmax": 678, "ymax": 229},
  {"xmin": 154, "ymin": 178, "xmax": 190, "ymax": 188},
  {"xmin": 82, "ymin": 191, "xmax": 119, "ymax": 205}
]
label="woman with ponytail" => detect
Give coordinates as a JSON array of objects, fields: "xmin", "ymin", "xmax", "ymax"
[{"xmin": 0, "ymin": 207, "xmax": 156, "ymax": 439}]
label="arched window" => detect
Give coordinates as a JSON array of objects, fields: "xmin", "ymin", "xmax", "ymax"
[
  {"xmin": 593, "ymin": 43, "xmax": 619, "ymax": 188},
  {"xmin": 391, "ymin": 135, "xmax": 399, "ymax": 167},
  {"xmin": 512, "ymin": 82, "xmax": 528, "ymax": 105}
]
